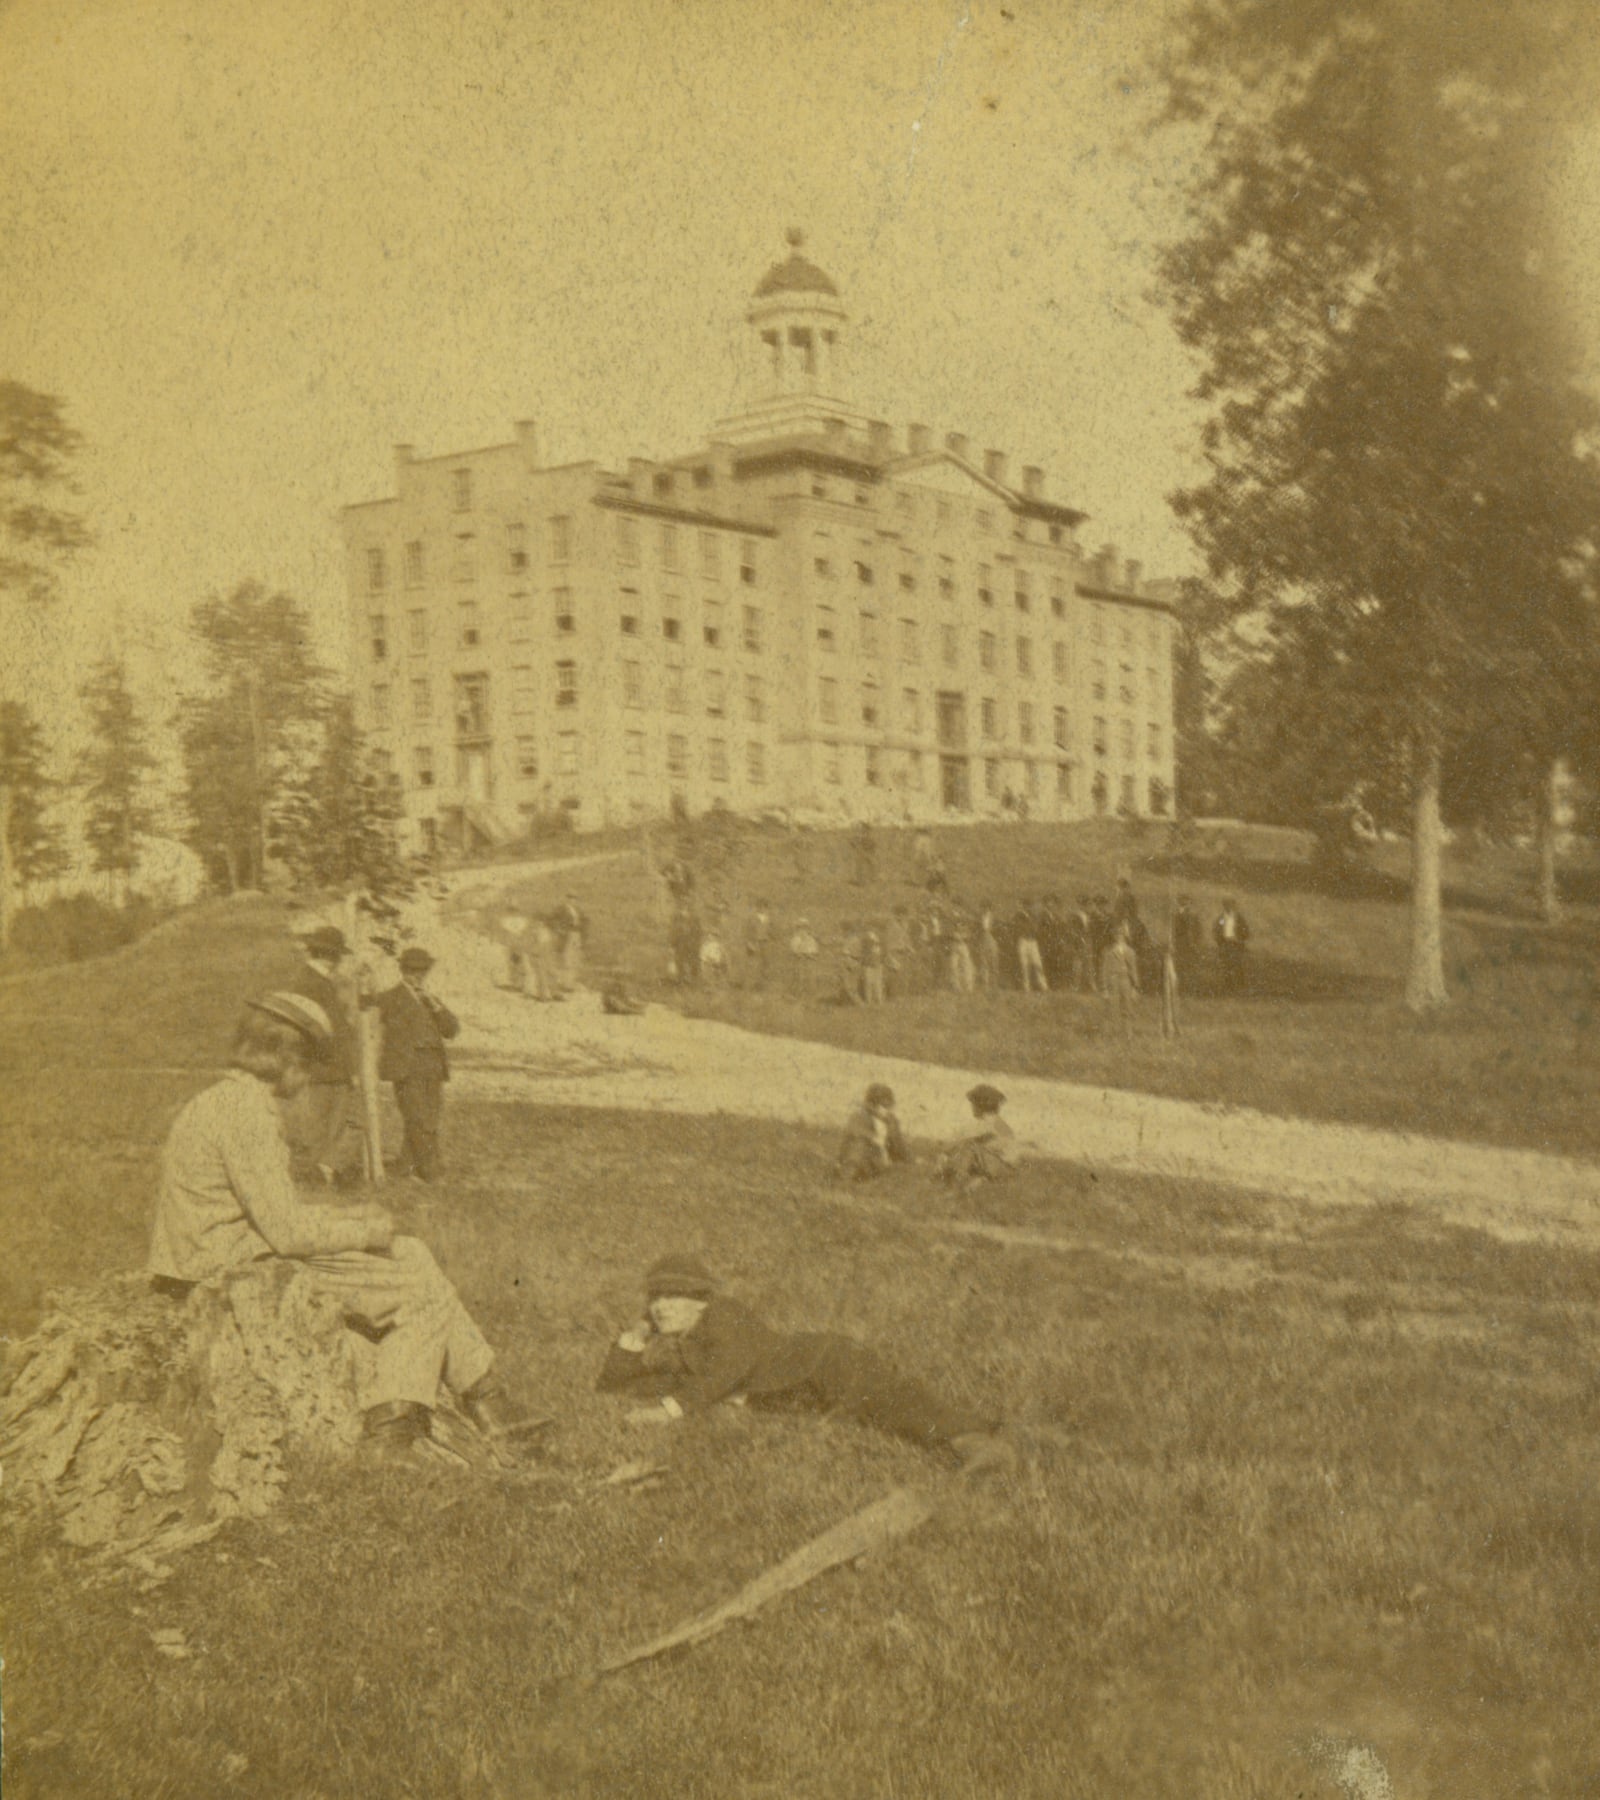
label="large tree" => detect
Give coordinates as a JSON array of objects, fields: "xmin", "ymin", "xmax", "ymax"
[
  {"xmin": 176, "ymin": 582, "xmax": 330, "ymax": 892},
  {"xmin": 1, "ymin": 701, "xmax": 70, "ymax": 902},
  {"xmin": 1157, "ymin": 0, "xmax": 1600, "ymax": 1007},
  {"xmin": 0, "ymin": 383, "xmax": 90, "ymax": 946},
  {"xmin": 77, "ymin": 656, "xmax": 159, "ymax": 902}
]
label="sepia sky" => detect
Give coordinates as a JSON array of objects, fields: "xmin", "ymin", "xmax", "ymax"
[{"xmin": 4, "ymin": 0, "xmax": 1596, "ymax": 732}]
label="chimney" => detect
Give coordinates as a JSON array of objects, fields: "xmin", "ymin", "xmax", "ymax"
[
  {"xmin": 945, "ymin": 431, "xmax": 970, "ymax": 461},
  {"xmin": 514, "ymin": 419, "xmax": 540, "ymax": 466},
  {"xmin": 394, "ymin": 444, "xmax": 415, "ymax": 487},
  {"xmin": 983, "ymin": 449, "xmax": 1008, "ymax": 485},
  {"xmin": 868, "ymin": 420, "xmax": 895, "ymax": 459},
  {"xmin": 1125, "ymin": 559, "xmax": 1143, "ymax": 592},
  {"xmin": 1097, "ymin": 542, "xmax": 1118, "ymax": 585},
  {"xmin": 908, "ymin": 423, "xmax": 932, "ymax": 457},
  {"xmin": 1021, "ymin": 465, "xmax": 1043, "ymax": 499}
]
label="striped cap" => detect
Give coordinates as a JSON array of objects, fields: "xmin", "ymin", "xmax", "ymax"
[{"xmin": 247, "ymin": 991, "xmax": 334, "ymax": 1046}]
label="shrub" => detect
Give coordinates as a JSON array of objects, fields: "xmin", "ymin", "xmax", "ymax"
[{"xmin": 8, "ymin": 894, "xmax": 160, "ymax": 966}]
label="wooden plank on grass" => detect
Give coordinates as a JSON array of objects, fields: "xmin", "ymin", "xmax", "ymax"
[{"xmin": 595, "ymin": 1483, "xmax": 936, "ymax": 1677}]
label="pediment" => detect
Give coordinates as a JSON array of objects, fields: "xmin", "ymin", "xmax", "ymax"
[{"xmin": 885, "ymin": 452, "xmax": 1013, "ymax": 505}]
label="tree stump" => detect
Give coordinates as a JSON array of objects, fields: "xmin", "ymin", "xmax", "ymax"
[{"xmin": 1, "ymin": 1263, "xmax": 367, "ymax": 1569}]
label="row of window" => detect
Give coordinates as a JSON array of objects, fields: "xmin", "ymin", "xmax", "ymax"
[
  {"xmin": 399, "ymin": 732, "xmax": 770, "ymax": 790},
  {"xmin": 368, "ymin": 599, "xmax": 768, "ymax": 660},
  {"xmin": 620, "ymin": 663, "xmax": 766, "ymax": 717},
  {"xmin": 614, "ymin": 516, "xmax": 762, "ymax": 581}
]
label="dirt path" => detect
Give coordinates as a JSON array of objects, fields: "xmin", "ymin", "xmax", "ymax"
[{"xmin": 421, "ymin": 875, "xmax": 1600, "ymax": 1252}]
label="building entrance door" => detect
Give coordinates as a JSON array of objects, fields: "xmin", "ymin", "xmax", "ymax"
[{"xmin": 940, "ymin": 756, "xmax": 970, "ymax": 812}]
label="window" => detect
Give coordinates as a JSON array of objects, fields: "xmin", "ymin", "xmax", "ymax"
[
  {"xmin": 902, "ymin": 688, "xmax": 922, "ymax": 734},
  {"xmin": 625, "ymin": 731, "xmax": 646, "ymax": 776},
  {"xmin": 1119, "ymin": 673, "xmax": 1134, "ymax": 705},
  {"xmin": 817, "ymin": 605, "xmax": 837, "ymax": 650},
  {"xmin": 814, "ymin": 555, "xmax": 834, "ymax": 579},
  {"xmin": 854, "ymin": 560, "xmax": 874, "ymax": 586},
  {"xmin": 414, "ymin": 744, "xmax": 435, "ymax": 787},
  {"xmin": 740, "ymin": 540, "xmax": 758, "ymax": 584},
  {"xmin": 458, "ymin": 602, "xmax": 479, "ymax": 648},
  {"xmin": 558, "ymin": 731, "xmax": 579, "ymax": 779},
  {"xmin": 812, "ymin": 480, "xmax": 829, "ymax": 501},
  {"xmin": 899, "ymin": 569, "xmax": 916, "ymax": 593},
  {"xmin": 508, "ymin": 602, "xmax": 531, "ymax": 644},
  {"xmin": 1146, "ymin": 664, "xmax": 1159, "ymax": 696},
  {"xmin": 978, "ymin": 565, "xmax": 994, "ymax": 606},
  {"xmin": 515, "ymin": 736, "xmax": 539, "ymax": 779},
  {"xmin": 742, "ymin": 605, "xmax": 763, "ymax": 653},
  {"xmin": 703, "ymin": 602, "xmax": 724, "ymax": 648},
  {"xmin": 556, "ymin": 661, "xmax": 577, "ymax": 708},
  {"xmin": 824, "ymin": 743, "xmax": 842, "ymax": 784},
  {"xmin": 616, "ymin": 516, "xmax": 640, "ymax": 566},
  {"xmin": 854, "ymin": 487, "xmax": 870, "ymax": 508},
  {"xmin": 976, "ymin": 507, "xmax": 994, "ymax": 532},
  {"xmin": 708, "ymin": 738, "xmax": 729, "ymax": 782},
  {"xmin": 1092, "ymin": 608, "xmax": 1106, "ymax": 644},
  {"xmin": 452, "ymin": 545, "xmax": 476, "ymax": 585},
  {"xmin": 370, "ymin": 682, "xmax": 391, "ymax": 725},
  {"xmin": 1053, "ymin": 706, "xmax": 1069, "ymax": 749},
  {"xmin": 366, "ymin": 549, "xmax": 387, "ymax": 593},
  {"xmin": 1149, "ymin": 776, "xmax": 1169, "ymax": 815},
  {"xmin": 1051, "ymin": 590, "xmax": 1066, "ymax": 620},
  {"xmin": 861, "ymin": 678, "xmax": 880, "ymax": 727},
  {"xmin": 979, "ymin": 631, "xmax": 996, "ymax": 672},
  {"xmin": 549, "ymin": 516, "xmax": 572, "ymax": 564},
  {"xmin": 1053, "ymin": 641, "xmax": 1068, "ymax": 681},
  {"xmin": 981, "ymin": 696, "xmax": 998, "ymax": 739},
  {"xmin": 1147, "ymin": 721, "xmax": 1162, "ymax": 759},
  {"xmin": 985, "ymin": 757, "xmax": 1001, "ymax": 798},
  {"xmin": 899, "ymin": 619, "xmax": 919, "ymax": 663},
  {"xmin": 369, "ymin": 613, "xmax": 388, "ymax": 661},
  {"xmin": 1026, "ymin": 761, "xmax": 1040, "ymax": 798},
  {"xmin": 411, "ymin": 676, "xmax": 432, "ymax": 722},
  {"xmin": 1019, "ymin": 701, "xmax": 1035, "ymax": 746},
  {"xmin": 1120, "ymin": 622, "xmax": 1133, "ymax": 651},
  {"xmin": 653, "ymin": 470, "xmax": 674, "ymax": 498},
  {"xmin": 692, "ymin": 464, "xmax": 713, "ymax": 489},
  {"xmin": 895, "ymin": 490, "xmax": 914, "ymax": 517},
  {"xmin": 554, "ymin": 589, "xmax": 575, "ymax": 634},
  {"xmin": 1121, "ymin": 772, "xmax": 1137, "ymax": 813},
  {"xmin": 865, "ymin": 745, "xmax": 884, "ymax": 787},
  {"xmin": 512, "ymin": 666, "xmax": 536, "ymax": 717},
  {"xmin": 660, "ymin": 524, "xmax": 679, "ymax": 571},
  {"xmin": 747, "ymin": 740, "xmax": 767, "ymax": 785},
  {"xmin": 744, "ymin": 674, "xmax": 765, "ymax": 723},
  {"xmin": 1014, "ymin": 576, "xmax": 1031, "ymax": 613},
  {"xmin": 666, "ymin": 733, "xmax": 689, "ymax": 779},
  {"xmin": 1016, "ymin": 637, "xmax": 1033, "ymax": 677},
  {"xmin": 663, "ymin": 616, "xmax": 682, "ymax": 642},
  {"xmin": 859, "ymin": 610, "xmax": 880, "ymax": 656},
  {"xmin": 665, "ymin": 663, "xmax": 686, "ymax": 713},
  {"xmin": 941, "ymin": 624, "xmax": 959, "ymax": 667},
  {"xmin": 409, "ymin": 609, "xmax": 428, "ymax": 653},
  {"xmin": 706, "ymin": 669, "xmax": 727, "ymax": 717},
  {"xmin": 700, "ymin": 530, "xmax": 720, "ymax": 578},
  {"xmin": 454, "ymin": 674, "xmax": 489, "ymax": 738},
  {"xmin": 1093, "ymin": 716, "xmax": 1108, "ymax": 755},
  {"xmin": 620, "ymin": 611, "xmax": 640, "ymax": 636},
  {"xmin": 623, "ymin": 660, "xmax": 644, "ymax": 706},
  {"xmin": 1092, "ymin": 661, "xmax": 1107, "ymax": 702},
  {"xmin": 904, "ymin": 750, "xmax": 923, "ymax": 791},
  {"xmin": 507, "ymin": 522, "xmax": 527, "ymax": 573},
  {"xmin": 819, "ymin": 677, "xmax": 838, "ymax": 724},
  {"xmin": 1057, "ymin": 763, "xmax": 1072, "ymax": 801},
  {"xmin": 452, "ymin": 469, "xmax": 472, "ymax": 512},
  {"xmin": 405, "ymin": 541, "xmax": 424, "ymax": 586}
]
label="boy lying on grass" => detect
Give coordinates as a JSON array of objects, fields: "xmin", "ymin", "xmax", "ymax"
[
  {"xmin": 597, "ymin": 1255, "xmax": 1014, "ymax": 1474},
  {"xmin": 935, "ymin": 1084, "xmax": 1020, "ymax": 1191}
]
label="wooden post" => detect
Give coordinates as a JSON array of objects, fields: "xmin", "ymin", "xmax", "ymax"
[{"xmin": 346, "ymin": 891, "xmax": 385, "ymax": 1185}]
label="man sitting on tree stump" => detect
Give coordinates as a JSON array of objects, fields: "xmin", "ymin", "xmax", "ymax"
[{"xmin": 147, "ymin": 991, "xmax": 512, "ymax": 1457}]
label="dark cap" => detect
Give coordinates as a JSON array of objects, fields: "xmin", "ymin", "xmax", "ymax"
[
  {"xmin": 644, "ymin": 1253, "xmax": 718, "ymax": 1301},
  {"xmin": 967, "ymin": 1083, "xmax": 1006, "ymax": 1112},
  {"xmin": 399, "ymin": 946, "xmax": 435, "ymax": 974},
  {"xmin": 865, "ymin": 1083, "xmax": 895, "ymax": 1109},
  {"xmin": 247, "ymin": 991, "xmax": 333, "ymax": 1046},
  {"xmin": 303, "ymin": 925, "xmax": 349, "ymax": 959}
]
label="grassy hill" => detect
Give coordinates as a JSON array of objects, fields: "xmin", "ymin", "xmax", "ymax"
[
  {"xmin": 480, "ymin": 815, "xmax": 1600, "ymax": 1158},
  {"xmin": 5, "ymin": 896, "xmax": 1600, "ymax": 1797}
]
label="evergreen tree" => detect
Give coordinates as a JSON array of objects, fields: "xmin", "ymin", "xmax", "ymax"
[
  {"xmin": 1, "ymin": 701, "xmax": 69, "ymax": 902},
  {"xmin": 77, "ymin": 657, "xmax": 158, "ymax": 901}
]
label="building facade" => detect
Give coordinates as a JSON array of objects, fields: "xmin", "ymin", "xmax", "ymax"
[{"xmin": 342, "ymin": 234, "xmax": 1178, "ymax": 850}]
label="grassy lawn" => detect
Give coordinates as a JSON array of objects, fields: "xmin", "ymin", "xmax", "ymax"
[
  {"xmin": 483, "ymin": 816, "xmax": 1600, "ymax": 1159},
  {"xmin": 5, "ymin": 899, "xmax": 1600, "ymax": 1796}
]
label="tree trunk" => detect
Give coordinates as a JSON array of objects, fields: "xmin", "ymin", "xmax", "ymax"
[
  {"xmin": 345, "ymin": 891, "xmax": 385, "ymax": 1186},
  {"xmin": 1405, "ymin": 741, "xmax": 1448, "ymax": 1012},
  {"xmin": 1536, "ymin": 759, "xmax": 1562, "ymax": 925},
  {"xmin": 0, "ymin": 781, "xmax": 13, "ymax": 952}
]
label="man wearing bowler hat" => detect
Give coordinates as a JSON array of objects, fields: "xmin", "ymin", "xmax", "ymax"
[
  {"xmin": 286, "ymin": 924, "xmax": 362, "ymax": 1184},
  {"xmin": 374, "ymin": 947, "xmax": 459, "ymax": 1182}
]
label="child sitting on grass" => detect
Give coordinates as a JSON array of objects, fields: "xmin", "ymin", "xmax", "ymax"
[
  {"xmin": 936, "ymin": 1084, "xmax": 1020, "ymax": 1190},
  {"xmin": 834, "ymin": 1082, "xmax": 909, "ymax": 1182},
  {"xmin": 597, "ymin": 1254, "xmax": 1013, "ymax": 1475}
]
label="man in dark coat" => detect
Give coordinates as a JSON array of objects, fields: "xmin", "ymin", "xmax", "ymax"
[
  {"xmin": 1213, "ymin": 897, "xmax": 1252, "ymax": 994},
  {"xmin": 286, "ymin": 924, "xmax": 361, "ymax": 1184},
  {"xmin": 597, "ymin": 1254, "xmax": 1011, "ymax": 1473},
  {"xmin": 374, "ymin": 947, "xmax": 459, "ymax": 1181}
]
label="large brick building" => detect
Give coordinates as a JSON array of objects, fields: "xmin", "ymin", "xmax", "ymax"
[{"xmin": 342, "ymin": 233, "xmax": 1178, "ymax": 850}]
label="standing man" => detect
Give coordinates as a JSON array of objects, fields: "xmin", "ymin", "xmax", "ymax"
[
  {"xmin": 1014, "ymin": 901, "xmax": 1049, "ymax": 994},
  {"xmin": 374, "ymin": 948, "xmax": 459, "ymax": 1183},
  {"xmin": 744, "ymin": 899, "xmax": 774, "ymax": 991},
  {"xmin": 1213, "ymin": 896, "xmax": 1252, "ymax": 994},
  {"xmin": 286, "ymin": 924, "xmax": 361, "ymax": 1185},
  {"xmin": 554, "ymin": 894, "xmax": 588, "ymax": 992}
]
